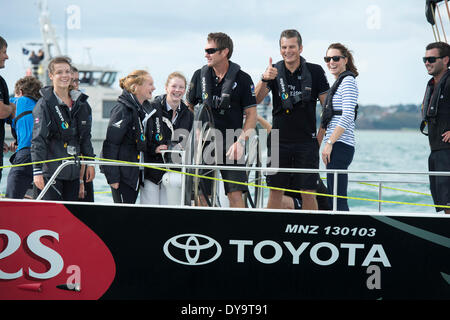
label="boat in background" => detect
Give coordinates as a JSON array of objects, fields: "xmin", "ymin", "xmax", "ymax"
[{"xmin": 15, "ymin": 0, "xmax": 121, "ymax": 141}]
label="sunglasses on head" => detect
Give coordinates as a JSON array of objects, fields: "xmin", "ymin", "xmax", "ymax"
[
  {"xmin": 324, "ymin": 55, "xmax": 346, "ymax": 63},
  {"xmin": 422, "ymin": 56, "xmax": 444, "ymax": 64},
  {"xmin": 205, "ymin": 47, "xmax": 224, "ymax": 55}
]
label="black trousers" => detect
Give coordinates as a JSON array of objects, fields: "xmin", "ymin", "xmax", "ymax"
[
  {"xmin": 34, "ymin": 178, "xmax": 80, "ymax": 201},
  {"xmin": 111, "ymin": 182, "xmax": 139, "ymax": 204},
  {"xmin": 428, "ymin": 149, "xmax": 450, "ymax": 212},
  {"xmin": 326, "ymin": 142, "xmax": 355, "ymax": 211},
  {"xmin": 6, "ymin": 148, "xmax": 33, "ymax": 199}
]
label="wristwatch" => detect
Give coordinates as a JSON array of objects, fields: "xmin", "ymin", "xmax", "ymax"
[
  {"xmin": 79, "ymin": 179, "xmax": 84, "ymax": 184},
  {"xmin": 238, "ymin": 138, "xmax": 246, "ymax": 147},
  {"xmin": 326, "ymin": 139, "xmax": 333, "ymax": 145},
  {"xmin": 261, "ymin": 74, "xmax": 269, "ymax": 83}
]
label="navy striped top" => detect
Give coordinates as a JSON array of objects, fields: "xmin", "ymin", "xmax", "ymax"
[{"xmin": 324, "ymin": 75, "xmax": 358, "ymax": 147}]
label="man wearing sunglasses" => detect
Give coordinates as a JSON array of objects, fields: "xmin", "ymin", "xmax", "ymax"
[
  {"xmin": 421, "ymin": 41, "xmax": 450, "ymax": 214},
  {"xmin": 254, "ymin": 29, "xmax": 329, "ymax": 210},
  {"xmin": 186, "ymin": 32, "xmax": 257, "ymax": 208}
]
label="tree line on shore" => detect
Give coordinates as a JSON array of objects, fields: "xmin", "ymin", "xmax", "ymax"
[{"xmin": 313, "ymin": 103, "xmax": 420, "ymax": 130}]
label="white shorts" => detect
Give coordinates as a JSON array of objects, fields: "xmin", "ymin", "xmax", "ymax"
[{"xmin": 140, "ymin": 172, "xmax": 184, "ymax": 205}]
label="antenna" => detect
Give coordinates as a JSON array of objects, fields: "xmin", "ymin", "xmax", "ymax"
[
  {"xmin": 38, "ymin": 0, "xmax": 62, "ymax": 58},
  {"xmin": 36, "ymin": 0, "xmax": 64, "ymax": 85},
  {"xmin": 83, "ymin": 47, "xmax": 93, "ymax": 65}
]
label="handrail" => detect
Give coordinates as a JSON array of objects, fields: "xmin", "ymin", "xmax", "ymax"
[
  {"xmin": 36, "ymin": 158, "xmax": 450, "ymax": 212},
  {"xmin": 68, "ymin": 159, "xmax": 450, "ymax": 176}
]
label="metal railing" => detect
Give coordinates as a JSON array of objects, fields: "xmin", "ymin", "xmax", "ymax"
[{"xmin": 36, "ymin": 157, "xmax": 450, "ymax": 213}]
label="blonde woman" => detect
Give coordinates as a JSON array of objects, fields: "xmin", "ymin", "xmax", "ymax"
[{"xmin": 101, "ymin": 70, "xmax": 155, "ymax": 203}]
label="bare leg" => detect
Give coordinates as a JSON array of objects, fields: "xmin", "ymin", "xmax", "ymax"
[
  {"xmin": 227, "ymin": 190, "xmax": 245, "ymax": 208},
  {"xmin": 267, "ymin": 189, "xmax": 283, "ymax": 209},
  {"xmin": 301, "ymin": 191, "xmax": 318, "ymax": 210},
  {"xmin": 281, "ymin": 195, "xmax": 295, "ymax": 209}
]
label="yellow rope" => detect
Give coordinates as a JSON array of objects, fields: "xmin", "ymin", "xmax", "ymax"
[
  {"xmin": 81, "ymin": 156, "xmax": 449, "ymax": 209},
  {"xmin": 1, "ymin": 155, "xmax": 448, "ymax": 209},
  {"xmin": 355, "ymin": 182, "xmax": 432, "ymax": 197},
  {"xmin": 0, "ymin": 156, "xmax": 75, "ymax": 169}
]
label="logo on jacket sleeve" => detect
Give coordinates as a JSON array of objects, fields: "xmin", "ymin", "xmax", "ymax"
[{"xmin": 112, "ymin": 119, "xmax": 123, "ymax": 128}]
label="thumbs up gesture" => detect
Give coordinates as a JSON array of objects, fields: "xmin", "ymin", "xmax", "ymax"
[{"xmin": 262, "ymin": 57, "xmax": 278, "ymax": 82}]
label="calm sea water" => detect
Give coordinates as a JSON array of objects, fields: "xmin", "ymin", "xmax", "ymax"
[{"xmin": 0, "ymin": 130, "xmax": 435, "ymax": 213}]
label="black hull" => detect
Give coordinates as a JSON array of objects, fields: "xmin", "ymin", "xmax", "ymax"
[{"xmin": 1, "ymin": 200, "xmax": 449, "ymax": 300}]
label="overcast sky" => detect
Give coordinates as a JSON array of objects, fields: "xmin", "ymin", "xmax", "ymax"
[{"xmin": 0, "ymin": 0, "xmax": 441, "ymax": 106}]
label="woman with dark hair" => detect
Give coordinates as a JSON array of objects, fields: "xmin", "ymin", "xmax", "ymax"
[
  {"xmin": 6, "ymin": 76, "xmax": 42, "ymax": 198},
  {"xmin": 319, "ymin": 43, "xmax": 359, "ymax": 211},
  {"xmin": 101, "ymin": 70, "xmax": 155, "ymax": 204}
]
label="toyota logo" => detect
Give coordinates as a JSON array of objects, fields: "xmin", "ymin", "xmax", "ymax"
[{"xmin": 163, "ymin": 234, "xmax": 222, "ymax": 266}]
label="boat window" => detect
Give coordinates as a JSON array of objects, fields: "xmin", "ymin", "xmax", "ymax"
[
  {"xmin": 91, "ymin": 72, "xmax": 103, "ymax": 86},
  {"xmin": 78, "ymin": 71, "xmax": 104, "ymax": 86},
  {"xmin": 102, "ymin": 100, "xmax": 117, "ymax": 118},
  {"xmin": 100, "ymin": 72, "xmax": 117, "ymax": 87},
  {"xmin": 110, "ymin": 72, "xmax": 117, "ymax": 86},
  {"xmin": 79, "ymin": 71, "xmax": 92, "ymax": 85}
]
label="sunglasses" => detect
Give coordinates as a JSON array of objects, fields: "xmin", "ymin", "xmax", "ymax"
[
  {"xmin": 422, "ymin": 56, "xmax": 444, "ymax": 64},
  {"xmin": 205, "ymin": 47, "xmax": 224, "ymax": 55},
  {"xmin": 324, "ymin": 56, "xmax": 346, "ymax": 63}
]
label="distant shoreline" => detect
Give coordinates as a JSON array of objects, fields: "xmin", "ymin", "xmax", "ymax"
[{"xmin": 356, "ymin": 127, "xmax": 419, "ymax": 131}]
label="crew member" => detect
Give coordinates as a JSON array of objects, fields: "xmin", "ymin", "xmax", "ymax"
[
  {"xmin": 186, "ymin": 32, "xmax": 257, "ymax": 208},
  {"xmin": 421, "ymin": 41, "xmax": 450, "ymax": 214},
  {"xmin": 140, "ymin": 72, "xmax": 193, "ymax": 205},
  {"xmin": 101, "ymin": 70, "xmax": 155, "ymax": 204},
  {"xmin": 0, "ymin": 36, "xmax": 15, "ymax": 184},
  {"xmin": 254, "ymin": 29, "xmax": 329, "ymax": 210},
  {"xmin": 6, "ymin": 76, "xmax": 42, "ymax": 199},
  {"xmin": 31, "ymin": 56, "xmax": 95, "ymax": 201}
]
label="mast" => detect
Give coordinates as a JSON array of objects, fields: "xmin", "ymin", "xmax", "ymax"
[
  {"xmin": 37, "ymin": 0, "xmax": 63, "ymax": 84},
  {"xmin": 426, "ymin": 0, "xmax": 450, "ymax": 43}
]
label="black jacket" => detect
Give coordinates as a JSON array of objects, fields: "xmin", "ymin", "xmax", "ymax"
[
  {"xmin": 101, "ymin": 89, "xmax": 149, "ymax": 190},
  {"xmin": 31, "ymin": 86, "xmax": 94, "ymax": 180},
  {"xmin": 423, "ymin": 70, "xmax": 450, "ymax": 151},
  {"xmin": 0, "ymin": 75, "xmax": 10, "ymax": 171},
  {"xmin": 143, "ymin": 94, "xmax": 193, "ymax": 184}
]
